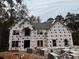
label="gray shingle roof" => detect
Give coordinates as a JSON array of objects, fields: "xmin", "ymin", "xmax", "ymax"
[{"xmin": 32, "ymin": 22, "xmax": 52, "ymax": 30}]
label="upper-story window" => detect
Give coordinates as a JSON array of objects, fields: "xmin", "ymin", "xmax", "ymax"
[
  {"xmin": 24, "ymin": 27, "xmax": 31, "ymax": 36},
  {"xmin": 13, "ymin": 30, "xmax": 19, "ymax": 35}
]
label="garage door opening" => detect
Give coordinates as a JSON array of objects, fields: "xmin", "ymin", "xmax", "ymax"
[{"xmin": 24, "ymin": 40, "xmax": 30, "ymax": 48}]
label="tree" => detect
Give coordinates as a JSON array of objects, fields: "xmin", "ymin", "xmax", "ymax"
[
  {"xmin": 16, "ymin": 0, "xmax": 22, "ymax": 4},
  {"xmin": 55, "ymin": 15, "xmax": 64, "ymax": 21},
  {"xmin": 0, "ymin": 1, "xmax": 9, "ymax": 51},
  {"xmin": 0, "ymin": 0, "xmax": 28, "ymax": 51},
  {"xmin": 47, "ymin": 18, "xmax": 54, "ymax": 23},
  {"xmin": 16, "ymin": 4, "xmax": 28, "ymax": 19},
  {"xmin": 65, "ymin": 12, "xmax": 76, "ymax": 23}
]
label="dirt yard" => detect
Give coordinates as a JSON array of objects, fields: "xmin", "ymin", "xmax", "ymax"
[{"xmin": 0, "ymin": 51, "xmax": 46, "ymax": 59}]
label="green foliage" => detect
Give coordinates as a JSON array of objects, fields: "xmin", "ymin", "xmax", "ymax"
[
  {"xmin": 72, "ymin": 33, "xmax": 79, "ymax": 45},
  {"xmin": 6, "ymin": 0, "xmax": 14, "ymax": 7},
  {"xmin": 16, "ymin": 0, "xmax": 22, "ymax": 4},
  {"xmin": 0, "ymin": 0, "xmax": 28, "ymax": 51},
  {"xmin": 55, "ymin": 15, "xmax": 64, "ymax": 21}
]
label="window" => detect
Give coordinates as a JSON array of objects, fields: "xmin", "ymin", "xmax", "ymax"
[
  {"xmin": 37, "ymin": 40, "xmax": 43, "ymax": 47},
  {"xmin": 24, "ymin": 27, "xmax": 31, "ymax": 36},
  {"xmin": 64, "ymin": 39, "xmax": 68, "ymax": 46},
  {"xmin": 12, "ymin": 41, "xmax": 19, "ymax": 47},
  {"xmin": 52, "ymin": 40, "xmax": 57, "ymax": 46},
  {"xmin": 13, "ymin": 30, "xmax": 19, "ymax": 35}
]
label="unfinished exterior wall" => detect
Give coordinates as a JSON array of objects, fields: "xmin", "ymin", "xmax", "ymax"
[{"xmin": 9, "ymin": 19, "xmax": 73, "ymax": 51}]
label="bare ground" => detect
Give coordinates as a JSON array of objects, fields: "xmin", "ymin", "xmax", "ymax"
[{"xmin": 0, "ymin": 51, "xmax": 46, "ymax": 59}]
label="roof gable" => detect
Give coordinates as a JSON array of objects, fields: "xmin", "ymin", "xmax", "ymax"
[
  {"xmin": 9, "ymin": 18, "xmax": 30, "ymax": 30},
  {"xmin": 50, "ymin": 20, "xmax": 72, "ymax": 32}
]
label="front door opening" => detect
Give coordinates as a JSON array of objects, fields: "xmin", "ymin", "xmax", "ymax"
[{"xmin": 24, "ymin": 40, "xmax": 30, "ymax": 48}]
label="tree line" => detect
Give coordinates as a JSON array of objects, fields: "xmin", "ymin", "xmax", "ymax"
[{"xmin": 0, "ymin": 0, "xmax": 28, "ymax": 51}]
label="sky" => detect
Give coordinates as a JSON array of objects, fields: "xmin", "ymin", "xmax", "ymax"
[{"xmin": 23, "ymin": 0, "xmax": 79, "ymax": 21}]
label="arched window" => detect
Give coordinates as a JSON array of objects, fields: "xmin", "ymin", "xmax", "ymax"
[
  {"xmin": 24, "ymin": 27, "xmax": 31, "ymax": 36},
  {"xmin": 64, "ymin": 39, "xmax": 68, "ymax": 46}
]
